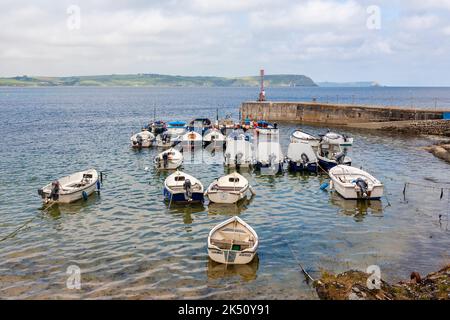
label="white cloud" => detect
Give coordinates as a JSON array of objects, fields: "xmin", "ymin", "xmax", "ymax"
[
  {"xmin": 400, "ymin": 14, "xmax": 440, "ymax": 30},
  {"xmin": 0, "ymin": 0, "xmax": 450, "ymax": 85}
]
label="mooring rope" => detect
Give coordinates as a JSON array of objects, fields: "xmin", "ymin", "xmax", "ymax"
[{"xmin": 0, "ymin": 202, "xmax": 57, "ymax": 243}]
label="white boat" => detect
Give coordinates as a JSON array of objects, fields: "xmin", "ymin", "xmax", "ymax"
[
  {"xmin": 322, "ymin": 131, "xmax": 354, "ymax": 147},
  {"xmin": 180, "ymin": 131, "xmax": 203, "ymax": 146},
  {"xmin": 155, "ymin": 132, "xmax": 180, "ymax": 148},
  {"xmin": 255, "ymin": 121, "xmax": 279, "ymax": 136},
  {"xmin": 290, "ymin": 129, "xmax": 320, "ymax": 147},
  {"xmin": 254, "ymin": 141, "xmax": 284, "ymax": 175},
  {"xmin": 206, "ymin": 172, "xmax": 254, "ymax": 204},
  {"xmin": 286, "ymin": 142, "xmax": 318, "ymax": 173},
  {"xmin": 317, "ymin": 140, "xmax": 352, "ymax": 171},
  {"xmin": 207, "ymin": 216, "xmax": 259, "ymax": 265},
  {"xmin": 163, "ymin": 170, "xmax": 204, "ymax": 203},
  {"xmin": 166, "ymin": 121, "xmax": 187, "ymax": 136},
  {"xmin": 224, "ymin": 139, "xmax": 254, "ymax": 168},
  {"xmin": 203, "ymin": 128, "xmax": 226, "ymax": 145},
  {"xmin": 154, "ymin": 148, "xmax": 183, "ymax": 170},
  {"xmin": 130, "ymin": 129, "xmax": 155, "ymax": 148},
  {"xmin": 329, "ymin": 165, "xmax": 384, "ymax": 200},
  {"xmin": 38, "ymin": 169, "xmax": 99, "ymax": 204},
  {"xmin": 226, "ymin": 129, "xmax": 253, "ymax": 143}
]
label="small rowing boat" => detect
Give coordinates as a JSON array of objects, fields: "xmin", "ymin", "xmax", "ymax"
[
  {"xmin": 163, "ymin": 170, "xmax": 204, "ymax": 203},
  {"xmin": 130, "ymin": 129, "xmax": 155, "ymax": 148},
  {"xmin": 154, "ymin": 148, "xmax": 183, "ymax": 170},
  {"xmin": 38, "ymin": 169, "xmax": 99, "ymax": 204},
  {"xmin": 207, "ymin": 216, "xmax": 258, "ymax": 265},
  {"xmin": 205, "ymin": 172, "xmax": 254, "ymax": 204}
]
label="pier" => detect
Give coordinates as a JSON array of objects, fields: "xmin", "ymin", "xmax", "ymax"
[{"xmin": 241, "ymin": 101, "xmax": 450, "ymax": 125}]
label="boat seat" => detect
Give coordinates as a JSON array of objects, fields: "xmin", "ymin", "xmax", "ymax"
[
  {"xmin": 211, "ymin": 186, "xmax": 245, "ymax": 192},
  {"xmin": 210, "ymin": 238, "xmax": 253, "ymax": 250}
]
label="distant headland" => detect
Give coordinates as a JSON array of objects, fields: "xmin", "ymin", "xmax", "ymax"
[{"xmin": 0, "ymin": 74, "xmax": 381, "ymax": 88}]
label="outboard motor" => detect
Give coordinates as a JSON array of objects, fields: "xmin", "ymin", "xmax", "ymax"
[
  {"xmin": 162, "ymin": 152, "xmax": 169, "ymax": 168},
  {"xmin": 183, "ymin": 179, "xmax": 192, "ymax": 201},
  {"xmin": 268, "ymin": 153, "xmax": 277, "ymax": 173},
  {"xmin": 235, "ymin": 152, "xmax": 243, "ymax": 168},
  {"xmin": 136, "ymin": 134, "xmax": 143, "ymax": 148},
  {"xmin": 301, "ymin": 153, "xmax": 309, "ymax": 164},
  {"xmin": 273, "ymin": 123, "xmax": 278, "ymax": 129},
  {"xmin": 355, "ymin": 178, "xmax": 369, "ymax": 198},
  {"xmin": 335, "ymin": 152, "xmax": 346, "ymax": 164},
  {"xmin": 49, "ymin": 180, "xmax": 60, "ymax": 201}
]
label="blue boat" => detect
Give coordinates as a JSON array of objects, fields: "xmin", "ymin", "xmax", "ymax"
[
  {"xmin": 316, "ymin": 140, "xmax": 351, "ymax": 171},
  {"xmin": 163, "ymin": 170, "xmax": 204, "ymax": 203},
  {"xmin": 286, "ymin": 142, "xmax": 318, "ymax": 173}
]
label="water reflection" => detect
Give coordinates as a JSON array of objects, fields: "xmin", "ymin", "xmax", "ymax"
[
  {"xmin": 167, "ymin": 203, "xmax": 205, "ymax": 224},
  {"xmin": 40, "ymin": 193, "xmax": 101, "ymax": 219},
  {"xmin": 329, "ymin": 191, "xmax": 383, "ymax": 220},
  {"xmin": 207, "ymin": 255, "xmax": 259, "ymax": 281},
  {"xmin": 207, "ymin": 195, "xmax": 255, "ymax": 216}
]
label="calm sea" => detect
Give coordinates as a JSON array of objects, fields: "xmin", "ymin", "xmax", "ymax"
[{"xmin": 0, "ymin": 87, "xmax": 449, "ymax": 299}]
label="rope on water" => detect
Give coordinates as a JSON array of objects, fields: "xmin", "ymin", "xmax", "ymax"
[
  {"xmin": 283, "ymin": 238, "xmax": 315, "ymax": 283},
  {"xmin": 0, "ymin": 202, "xmax": 56, "ymax": 243}
]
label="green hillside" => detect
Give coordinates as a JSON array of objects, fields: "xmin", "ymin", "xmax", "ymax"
[{"xmin": 0, "ymin": 74, "xmax": 317, "ymax": 87}]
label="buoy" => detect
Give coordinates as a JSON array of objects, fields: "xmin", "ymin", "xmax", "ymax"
[
  {"xmin": 82, "ymin": 191, "xmax": 88, "ymax": 201},
  {"xmin": 320, "ymin": 182, "xmax": 329, "ymax": 191}
]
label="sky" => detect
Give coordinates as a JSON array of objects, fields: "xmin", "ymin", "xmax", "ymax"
[{"xmin": 1, "ymin": 0, "xmax": 450, "ymax": 86}]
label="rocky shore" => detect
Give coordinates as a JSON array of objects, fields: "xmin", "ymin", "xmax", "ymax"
[
  {"xmin": 424, "ymin": 143, "xmax": 450, "ymax": 163},
  {"xmin": 380, "ymin": 120, "xmax": 450, "ymax": 136},
  {"xmin": 348, "ymin": 119, "xmax": 450, "ymax": 136},
  {"xmin": 314, "ymin": 265, "xmax": 450, "ymax": 300}
]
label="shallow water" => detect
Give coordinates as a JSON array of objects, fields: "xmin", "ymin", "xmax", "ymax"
[{"xmin": 0, "ymin": 87, "xmax": 449, "ymax": 299}]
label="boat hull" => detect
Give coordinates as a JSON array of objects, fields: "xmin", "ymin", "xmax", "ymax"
[
  {"xmin": 318, "ymin": 159, "xmax": 351, "ymax": 171},
  {"xmin": 254, "ymin": 162, "xmax": 283, "ymax": 175},
  {"xmin": 288, "ymin": 161, "xmax": 318, "ymax": 173},
  {"xmin": 40, "ymin": 181, "xmax": 98, "ymax": 204},
  {"xmin": 154, "ymin": 160, "xmax": 182, "ymax": 170},
  {"xmin": 331, "ymin": 180, "xmax": 384, "ymax": 200},
  {"xmin": 208, "ymin": 248, "xmax": 256, "ymax": 265},
  {"xmin": 163, "ymin": 188, "xmax": 204, "ymax": 203},
  {"xmin": 131, "ymin": 140, "xmax": 153, "ymax": 148}
]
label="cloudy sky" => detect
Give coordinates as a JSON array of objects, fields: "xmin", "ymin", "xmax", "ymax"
[{"xmin": 1, "ymin": 0, "xmax": 450, "ymax": 86}]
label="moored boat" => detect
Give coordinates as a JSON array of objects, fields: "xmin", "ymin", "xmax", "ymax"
[
  {"xmin": 180, "ymin": 130, "xmax": 203, "ymax": 146},
  {"xmin": 38, "ymin": 169, "xmax": 99, "ymax": 204},
  {"xmin": 149, "ymin": 120, "xmax": 166, "ymax": 136},
  {"xmin": 329, "ymin": 165, "xmax": 384, "ymax": 200},
  {"xmin": 290, "ymin": 129, "xmax": 320, "ymax": 147},
  {"xmin": 286, "ymin": 142, "xmax": 318, "ymax": 173},
  {"xmin": 163, "ymin": 170, "xmax": 204, "ymax": 203},
  {"xmin": 254, "ymin": 141, "xmax": 284, "ymax": 175},
  {"xmin": 255, "ymin": 121, "xmax": 279, "ymax": 136},
  {"xmin": 207, "ymin": 216, "xmax": 259, "ymax": 265},
  {"xmin": 155, "ymin": 131, "xmax": 178, "ymax": 148},
  {"xmin": 154, "ymin": 148, "xmax": 183, "ymax": 170},
  {"xmin": 224, "ymin": 133, "xmax": 254, "ymax": 167},
  {"xmin": 321, "ymin": 131, "xmax": 354, "ymax": 147},
  {"xmin": 167, "ymin": 121, "xmax": 187, "ymax": 136},
  {"xmin": 188, "ymin": 118, "xmax": 212, "ymax": 135},
  {"xmin": 317, "ymin": 140, "xmax": 351, "ymax": 171},
  {"xmin": 205, "ymin": 172, "xmax": 254, "ymax": 204},
  {"xmin": 130, "ymin": 129, "xmax": 155, "ymax": 148},
  {"xmin": 203, "ymin": 128, "xmax": 226, "ymax": 146}
]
